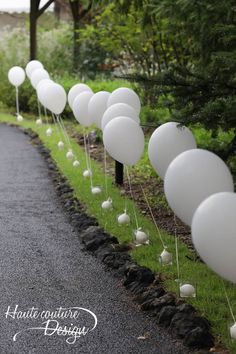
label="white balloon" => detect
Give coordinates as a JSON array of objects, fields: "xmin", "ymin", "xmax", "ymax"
[
  {"xmin": 68, "ymin": 83, "xmax": 93, "ymax": 109},
  {"xmin": 148, "ymin": 122, "xmax": 197, "ymax": 180},
  {"xmin": 30, "ymin": 68, "xmax": 50, "ymax": 89},
  {"xmin": 192, "ymin": 192, "xmax": 236, "ymax": 283},
  {"xmin": 72, "ymin": 91, "xmax": 94, "ymax": 127},
  {"xmin": 164, "ymin": 149, "xmax": 234, "ymax": 226},
  {"xmin": 101, "ymin": 103, "xmax": 140, "ymax": 131},
  {"xmin": 8, "ymin": 66, "xmax": 25, "ymax": 87},
  {"xmin": 103, "ymin": 116, "xmax": 144, "ymax": 166},
  {"xmin": 88, "ymin": 91, "xmax": 110, "ymax": 129},
  {"xmin": 25, "ymin": 60, "xmax": 43, "ymax": 79},
  {"xmin": 37, "ymin": 79, "xmax": 54, "ymax": 92},
  {"xmin": 107, "ymin": 87, "xmax": 141, "ymax": 114},
  {"xmin": 41, "ymin": 83, "xmax": 67, "ymax": 115},
  {"xmin": 37, "ymin": 80, "xmax": 54, "ymax": 107}
]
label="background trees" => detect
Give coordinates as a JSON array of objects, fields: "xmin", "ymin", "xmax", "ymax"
[
  {"xmin": 79, "ymin": 0, "xmax": 235, "ymax": 167},
  {"xmin": 1, "ymin": 0, "xmax": 235, "ymax": 169}
]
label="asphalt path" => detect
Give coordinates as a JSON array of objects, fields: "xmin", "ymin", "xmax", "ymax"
[{"xmin": 0, "ymin": 124, "xmax": 190, "ymax": 354}]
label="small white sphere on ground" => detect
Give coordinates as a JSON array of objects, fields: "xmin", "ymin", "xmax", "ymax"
[
  {"xmin": 73, "ymin": 160, "xmax": 80, "ymax": 168},
  {"xmin": 101, "ymin": 199, "xmax": 113, "ymax": 210},
  {"xmin": 179, "ymin": 283, "xmax": 196, "ymax": 298},
  {"xmin": 46, "ymin": 127, "xmax": 52, "ymax": 137},
  {"xmin": 135, "ymin": 229, "xmax": 149, "ymax": 244},
  {"xmin": 66, "ymin": 150, "xmax": 74, "ymax": 160},
  {"xmin": 17, "ymin": 115, "xmax": 23, "ymax": 122},
  {"xmin": 91, "ymin": 186, "xmax": 102, "ymax": 195},
  {"xmin": 117, "ymin": 212, "xmax": 130, "ymax": 225},
  {"xmin": 36, "ymin": 118, "xmax": 42, "ymax": 126},
  {"xmin": 159, "ymin": 249, "xmax": 172, "ymax": 265},
  {"xmin": 230, "ymin": 323, "xmax": 236, "ymax": 339},
  {"xmin": 83, "ymin": 169, "xmax": 92, "ymax": 178},
  {"xmin": 57, "ymin": 141, "xmax": 64, "ymax": 150}
]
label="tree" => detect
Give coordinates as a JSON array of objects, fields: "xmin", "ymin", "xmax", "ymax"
[
  {"xmin": 151, "ymin": 0, "xmax": 236, "ymax": 160},
  {"xmin": 30, "ymin": 0, "xmax": 55, "ymax": 60},
  {"xmin": 121, "ymin": 0, "xmax": 236, "ymax": 168},
  {"xmin": 69, "ymin": 0, "xmax": 93, "ymax": 71},
  {"xmin": 78, "ymin": 2, "xmax": 178, "ymax": 103}
]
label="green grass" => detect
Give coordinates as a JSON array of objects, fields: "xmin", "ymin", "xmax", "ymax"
[{"xmin": 0, "ymin": 112, "xmax": 236, "ymax": 353}]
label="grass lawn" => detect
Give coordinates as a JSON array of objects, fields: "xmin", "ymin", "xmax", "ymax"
[{"xmin": 0, "ymin": 112, "xmax": 235, "ymax": 353}]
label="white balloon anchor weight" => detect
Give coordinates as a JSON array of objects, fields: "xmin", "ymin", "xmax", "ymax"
[
  {"xmin": 36, "ymin": 118, "xmax": 42, "ymax": 126},
  {"xmin": 159, "ymin": 248, "xmax": 172, "ymax": 265},
  {"xmin": 46, "ymin": 127, "xmax": 52, "ymax": 137},
  {"xmin": 179, "ymin": 283, "xmax": 196, "ymax": 298},
  {"xmin": 230, "ymin": 323, "xmax": 236, "ymax": 340},
  {"xmin": 66, "ymin": 149, "xmax": 74, "ymax": 161},
  {"xmin": 73, "ymin": 160, "xmax": 80, "ymax": 168},
  {"xmin": 101, "ymin": 198, "xmax": 113, "ymax": 210},
  {"xmin": 91, "ymin": 186, "xmax": 102, "ymax": 195},
  {"xmin": 134, "ymin": 228, "xmax": 149, "ymax": 246},
  {"xmin": 57, "ymin": 141, "xmax": 64, "ymax": 150},
  {"xmin": 83, "ymin": 169, "xmax": 92, "ymax": 178},
  {"xmin": 117, "ymin": 210, "xmax": 130, "ymax": 226}
]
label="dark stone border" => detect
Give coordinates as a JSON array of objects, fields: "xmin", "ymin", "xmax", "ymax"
[{"xmin": 19, "ymin": 126, "xmax": 215, "ymax": 353}]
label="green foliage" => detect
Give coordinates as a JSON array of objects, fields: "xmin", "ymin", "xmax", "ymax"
[
  {"xmin": 128, "ymin": 0, "xmax": 236, "ymax": 164},
  {"xmin": 78, "ymin": 2, "xmax": 177, "ymax": 106}
]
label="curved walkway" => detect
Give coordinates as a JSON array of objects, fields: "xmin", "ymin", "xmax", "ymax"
[{"xmin": 0, "ymin": 124, "xmax": 189, "ymax": 354}]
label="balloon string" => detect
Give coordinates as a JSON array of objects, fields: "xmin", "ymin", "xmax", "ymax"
[
  {"xmin": 57, "ymin": 115, "xmax": 72, "ymax": 148},
  {"xmin": 15, "ymin": 87, "xmax": 19, "ymax": 117},
  {"xmin": 56, "ymin": 115, "xmax": 70, "ymax": 148},
  {"xmin": 37, "ymin": 98, "xmax": 42, "ymax": 120},
  {"xmin": 125, "ymin": 166, "xmax": 139, "ymax": 230},
  {"xmin": 222, "ymin": 281, "xmax": 236, "ymax": 323},
  {"xmin": 83, "ymin": 130, "xmax": 90, "ymax": 170},
  {"xmin": 43, "ymin": 106, "xmax": 49, "ymax": 126},
  {"xmin": 140, "ymin": 185, "xmax": 166, "ymax": 249},
  {"xmin": 51, "ymin": 113, "xmax": 63, "ymax": 140},
  {"xmin": 104, "ymin": 147, "xmax": 108, "ymax": 198},
  {"xmin": 87, "ymin": 133, "xmax": 94, "ymax": 189},
  {"xmin": 174, "ymin": 215, "xmax": 180, "ymax": 281}
]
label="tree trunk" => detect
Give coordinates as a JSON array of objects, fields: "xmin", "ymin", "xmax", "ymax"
[
  {"xmin": 73, "ymin": 19, "xmax": 80, "ymax": 72},
  {"xmin": 54, "ymin": 0, "xmax": 61, "ymax": 21},
  {"xmin": 29, "ymin": 0, "xmax": 55, "ymax": 60},
  {"xmin": 69, "ymin": 0, "xmax": 80, "ymax": 72},
  {"xmin": 69, "ymin": 0, "xmax": 92, "ymax": 72},
  {"xmin": 30, "ymin": 0, "xmax": 39, "ymax": 60}
]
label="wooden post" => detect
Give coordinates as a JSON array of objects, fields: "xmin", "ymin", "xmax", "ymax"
[{"xmin": 115, "ymin": 160, "xmax": 123, "ymax": 185}]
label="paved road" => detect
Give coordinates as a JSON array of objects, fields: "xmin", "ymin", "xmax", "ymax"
[{"xmin": 0, "ymin": 125, "xmax": 190, "ymax": 354}]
